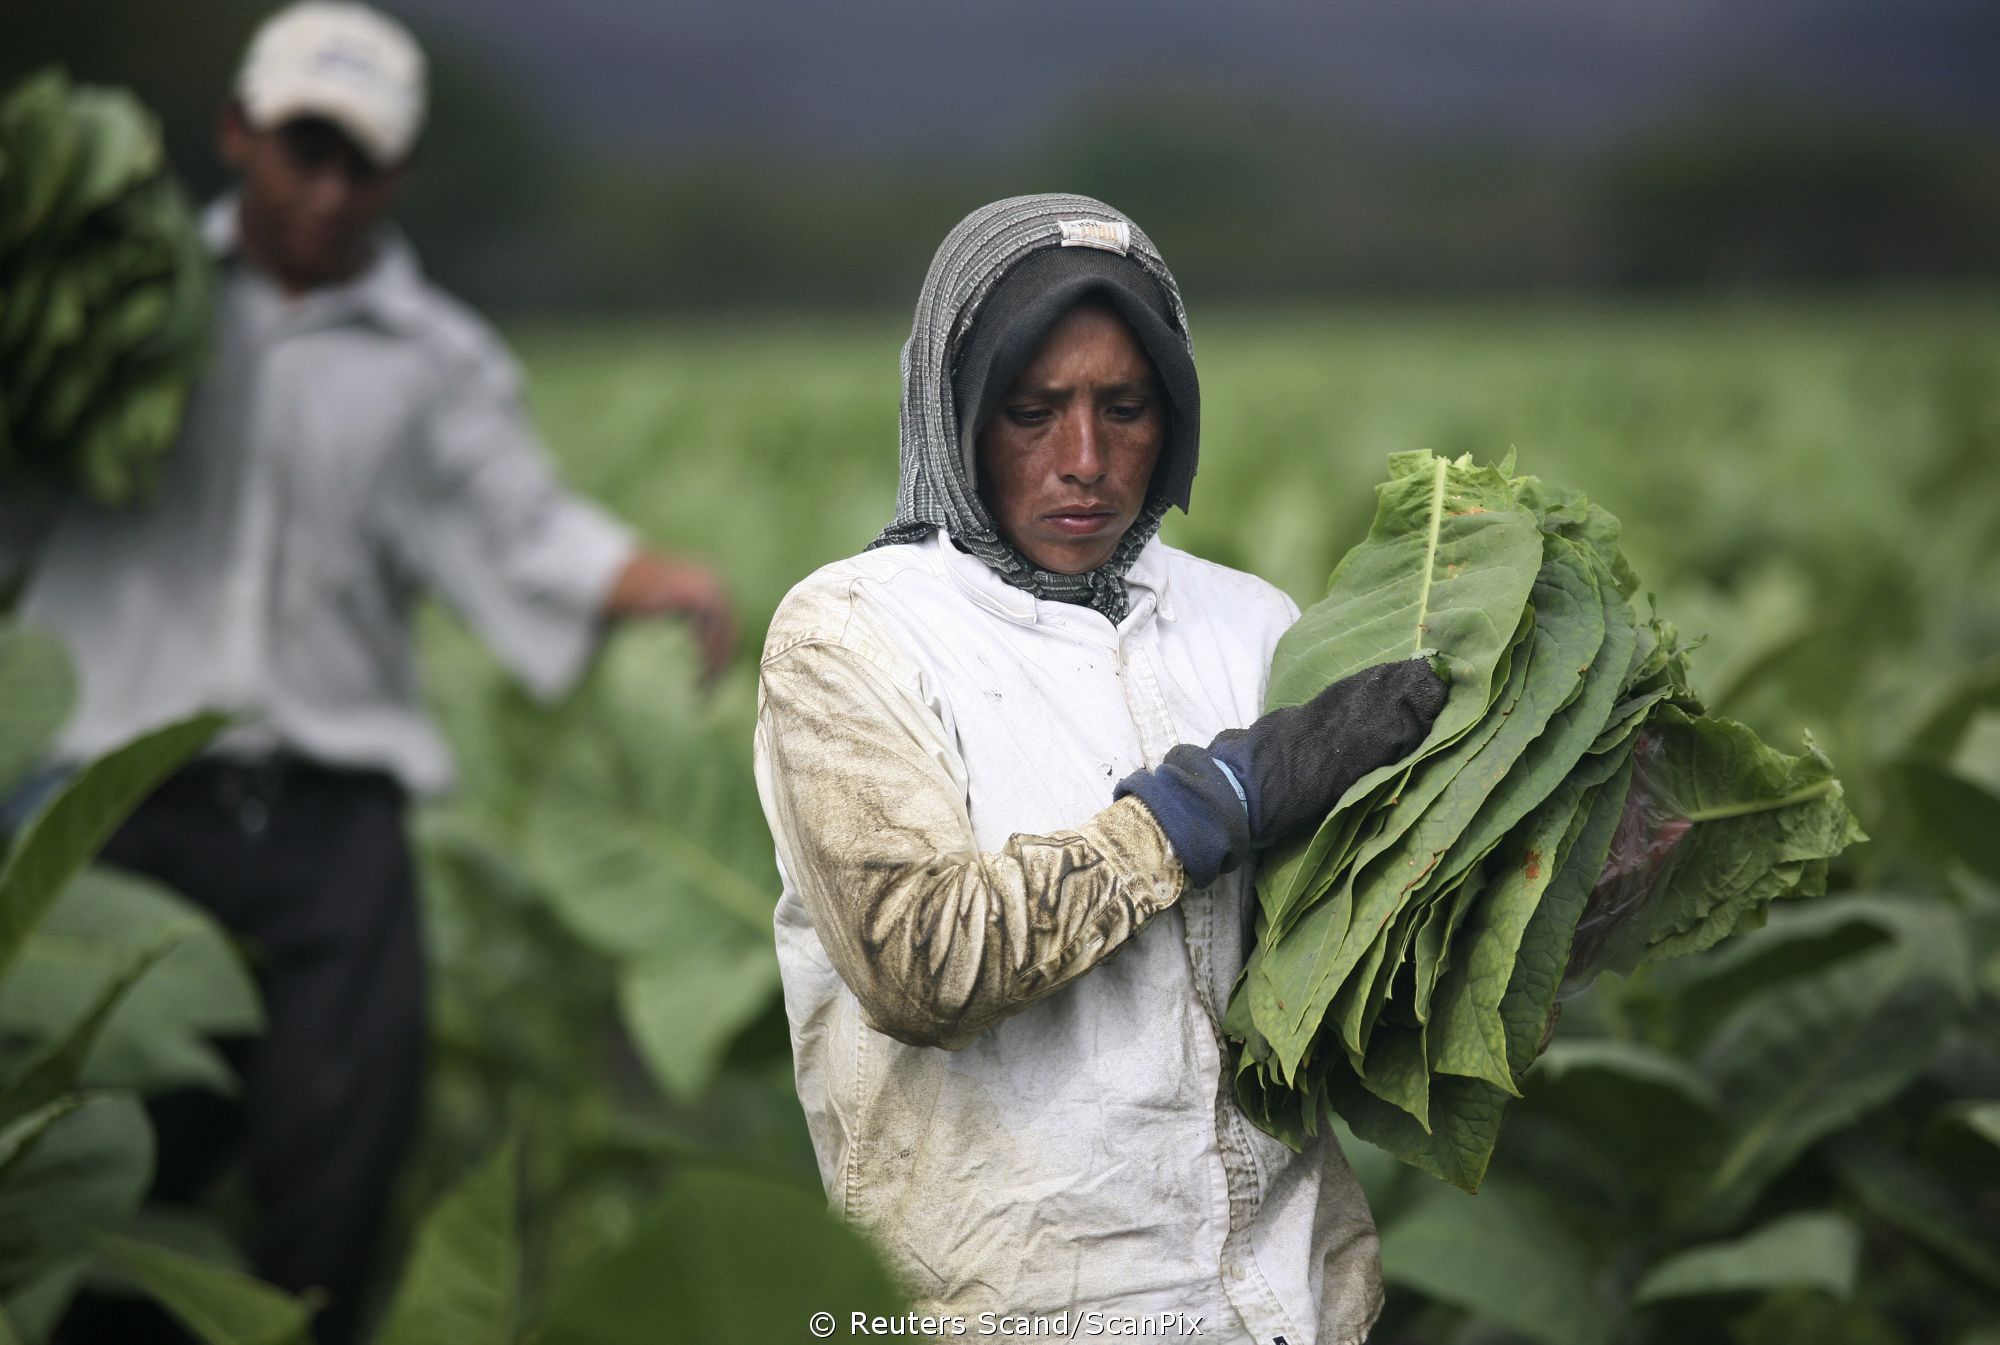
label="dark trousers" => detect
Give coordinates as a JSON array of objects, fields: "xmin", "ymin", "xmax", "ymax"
[{"xmin": 57, "ymin": 758, "xmax": 426, "ymax": 1345}]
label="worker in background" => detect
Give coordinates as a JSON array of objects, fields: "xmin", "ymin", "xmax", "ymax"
[{"xmin": 8, "ymin": 5, "xmax": 734, "ymax": 1342}]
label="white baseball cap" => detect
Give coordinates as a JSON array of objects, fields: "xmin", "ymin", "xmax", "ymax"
[{"xmin": 236, "ymin": 2, "xmax": 427, "ymax": 167}]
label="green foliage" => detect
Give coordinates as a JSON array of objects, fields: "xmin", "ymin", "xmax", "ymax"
[
  {"xmin": 417, "ymin": 304, "xmax": 1996, "ymax": 1345},
  {"xmin": 0, "ymin": 628, "xmax": 72, "ymax": 797},
  {"xmin": 408, "ymin": 617, "xmax": 820, "ymax": 1340},
  {"xmin": 374, "ymin": 1138, "xmax": 519, "ymax": 1345},
  {"xmin": 1233, "ymin": 451, "xmax": 1863, "ymax": 1188},
  {"xmin": 1379, "ymin": 1175, "xmax": 1616, "ymax": 1345},
  {"xmin": 374, "ymin": 1138, "xmax": 902, "ymax": 1345},
  {"xmin": 10, "ymin": 296, "xmax": 1998, "ymax": 1343},
  {"xmin": 0, "ymin": 69, "xmax": 212, "ymax": 506},
  {"xmin": 518, "ymin": 629, "xmax": 779, "ymax": 1102},
  {"xmin": 0, "ymin": 631, "xmax": 225, "ymax": 1339},
  {"xmin": 0, "ymin": 1095, "xmax": 152, "ymax": 1341},
  {"xmin": 0, "ymin": 867, "xmax": 260, "ymax": 1098},
  {"xmin": 96, "ymin": 1235, "xmax": 311, "ymax": 1345},
  {"xmin": 0, "ymin": 934, "xmax": 173, "ymax": 1128},
  {"xmin": 1362, "ymin": 888, "xmax": 1998, "ymax": 1345},
  {"xmin": 536, "ymin": 1168, "xmax": 904, "ymax": 1345},
  {"xmin": 0, "ymin": 711, "xmax": 225, "ymax": 977},
  {"xmin": 1633, "ymin": 1211, "xmax": 1861, "ymax": 1302}
]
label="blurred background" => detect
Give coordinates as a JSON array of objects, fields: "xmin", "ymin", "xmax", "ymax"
[
  {"xmin": 15, "ymin": 0, "xmax": 2000, "ymax": 310},
  {"xmin": 4, "ymin": 3, "xmax": 1999, "ymax": 1344}
]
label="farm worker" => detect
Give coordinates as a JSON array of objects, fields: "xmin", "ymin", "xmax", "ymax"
[
  {"xmin": 754, "ymin": 194, "xmax": 1445, "ymax": 1344},
  {"xmin": 3, "ymin": 5, "xmax": 732, "ymax": 1343}
]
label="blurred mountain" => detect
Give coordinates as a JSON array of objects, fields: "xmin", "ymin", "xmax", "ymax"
[
  {"xmin": 394, "ymin": 0, "xmax": 2000, "ymax": 155},
  {"xmin": 10, "ymin": 0, "xmax": 1998, "ymax": 310}
]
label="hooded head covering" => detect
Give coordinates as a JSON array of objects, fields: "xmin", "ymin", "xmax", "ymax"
[{"xmin": 871, "ymin": 194, "xmax": 1200, "ymax": 623}]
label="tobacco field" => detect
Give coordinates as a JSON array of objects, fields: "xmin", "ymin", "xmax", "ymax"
[{"xmin": 2, "ymin": 294, "xmax": 1997, "ymax": 1343}]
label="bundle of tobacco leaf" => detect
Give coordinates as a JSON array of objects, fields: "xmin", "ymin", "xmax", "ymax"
[
  {"xmin": 1224, "ymin": 451, "xmax": 1863, "ymax": 1191},
  {"xmin": 0, "ymin": 68, "xmax": 211, "ymax": 506}
]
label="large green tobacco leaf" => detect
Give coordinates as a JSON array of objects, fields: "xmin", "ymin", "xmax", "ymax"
[
  {"xmin": 1510, "ymin": 1037, "xmax": 1724, "ymax": 1196},
  {"xmin": 1887, "ymin": 759, "xmax": 2000, "ymax": 885},
  {"xmin": 1938, "ymin": 1099, "xmax": 2000, "ymax": 1155},
  {"xmin": 529, "ymin": 796, "xmax": 776, "ymax": 1101},
  {"xmin": 1318, "ymin": 735, "xmax": 1635, "ymax": 1189},
  {"xmin": 1427, "ymin": 744, "xmax": 1637, "ymax": 1093},
  {"xmin": 619, "ymin": 941, "xmax": 778, "ymax": 1101},
  {"xmin": 0, "ymin": 1094, "xmax": 151, "ymax": 1340},
  {"xmin": 1493, "ymin": 754, "xmax": 1632, "ymax": 1064},
  {"xmin": 1256, "ymin": 634, "xmax": 1533, "ymax": 1076},
  {"xmin": 0, "ymin": 72, "xmax": 80, "ymax": 247},
  {"xmin": 1633, "ymin": 1211, "xmax": 1860, "ymax": 1303},
  {"xmin": 1427, "ymin": 786, "xmax": 1589, "ymax": 1094},
  {"xmin": 375, "ymin": 1138, "xmax": 518, "ymax": 1345},
  {"xmin": 1687, "ymin": 896, "xmax": 1972, "ymax": 1228},
  {"xmin": 537, "ymin": 1168, "xmax": 904, "ymax": 1345},
  {"xmin": 1635, "ymin": 894, "xmax": 1926, "ymax": 1055},
  {"xmin": 1429, "ymin": 543, "xmax": 1636, "ymax": 901},
  {"xmin": 1330, "ymin": 1058, "xmax": 1507, "ymax": 1193},
  {"xmin": 522, "ymin": 629, "xmax": 778, "ymax": 1103},
  {"xmin": 1333, "ymin": 574, "xmax": 1598, "ymax": 1063},
  {"xmin": 0, "ymin": 933, "xmax": 172, "ymax": 1128},
  {"xmin": 528, "ymin": 798, "xmax": 770, "ymax": 951},
  {"xmin": 1268, "ymin": 451, "xmax": 1543, "ymax": 715},
  {"xmin": 0, "ymin": 627, "xmax": 74, "ymax": 797},
  {"xmin": 1235, "ymin": 451, "xmax": 1865, "ymax": 1185},
  {"xmin": 1628, "ymin": 706, "xmax": 1866, "ymax": 966},
  {"xmin": 1252, "ymin": 452, "xmax": 1545, "ymax": 961},
  {"xmin": 0, "ymin": 867, "xmax": 260, "ymax": 1097},
  {"xmin": 1, "ymin": 70, "xmax": 212, "ymax": 506},
  {"xmin": 1904, "ymin": 651, "xmax": 2000, "ymax": 763},
  {"xmin": 1377, "ymin": 1175, "xmax": 1614, "ymax": 1345},
  {"xmin": 49, "ymin": 87, "xmax": 162, "ymax": 234},
  {"xmin": 1725, "ymin": 1290, "xmax": 1904, "ymax": 1345},
  {"xmin": 0, "ymin": 712, "xmax": 223, "ymax": 978},
  {"xmin": 98, "ymin": 1235, "xmax": 311, "ymax": 1345},
  {"xmin": 1822, "ymin": 1130, "xmax": 2000, "ymax": 1295}
]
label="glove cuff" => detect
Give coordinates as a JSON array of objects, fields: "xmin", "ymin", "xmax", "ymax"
[
  {"xmin": 1207, "ymin": 731, "xmax": 1263, "ymax": 836},
  {"xmin": 1114, "ymin": 745, "xmax": 1252, "ymax": 887}
]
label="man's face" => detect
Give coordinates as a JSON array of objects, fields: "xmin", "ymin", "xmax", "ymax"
[
  {"xmin": 219, "ymin": 108, "xmax": 407, "ymax": 292},
  {"xmin": 975, "ymin": 300, "xmax": 1165, "ymax": 576}
]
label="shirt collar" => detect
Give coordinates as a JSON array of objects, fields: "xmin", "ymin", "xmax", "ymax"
[
  {"xmin": 930, "ymin": 529, "xmax": 1173, "ymax": 629},
  {"xmin": 1125, "ymin": 535, "xmax": 1175, "ymax": 623},
  {"xmin": 202, "ymin": 195, "xmax": 427, "ymax": 336}
]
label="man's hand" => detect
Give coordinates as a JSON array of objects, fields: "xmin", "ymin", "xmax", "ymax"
[
  {"xmin": 1209, "ymin": 657, "xmax": 1448, "ymax": 844},
  {"xmin": 1115, "ymin": 657, "xmax": 1447, "ymax": 886},
  {"xmin": 602, "ymin": 549, "xmax": 737, "ymax": 682}
]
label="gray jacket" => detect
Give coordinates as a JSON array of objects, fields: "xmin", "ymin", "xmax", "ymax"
[{"xmin": 4, "ymin": 199, "xmax": 634, "ymax": 794}]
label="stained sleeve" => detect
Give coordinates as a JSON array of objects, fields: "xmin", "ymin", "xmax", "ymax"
[
  {"xmin": 754, "ymin": 635, "xmax": 1188, "ymax": 1051},
  {"xmin": 382, "ymin": 350, "xmax": 636, "ymax": 700}
]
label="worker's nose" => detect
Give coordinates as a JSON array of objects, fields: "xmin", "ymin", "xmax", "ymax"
[
  {"xmin": 301, "ymin": 164, "xmax": 357, "ymax": 217},
  {"xmin": 1055, "ymin": 408, "xmax": 1108, "ymax": 485}
]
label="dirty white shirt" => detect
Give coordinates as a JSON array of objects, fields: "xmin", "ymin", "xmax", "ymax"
[
  {"xmin": 3, "ymin": 199, "xmax": 635, "ymax": 794},
  {"xmin": 755, "ymin": 530, "xmax": 1384, "ymax": 1345}
]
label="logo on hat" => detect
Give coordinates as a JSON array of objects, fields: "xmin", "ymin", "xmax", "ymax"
[{"xmin": 1057, "ymin": 219, "xmax": 1132, "ymax": 255}]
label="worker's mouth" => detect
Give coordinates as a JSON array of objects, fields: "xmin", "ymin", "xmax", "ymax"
[{"xmin": 1044, "ymin": 507, "xmax": 1116, "ymax": 536}]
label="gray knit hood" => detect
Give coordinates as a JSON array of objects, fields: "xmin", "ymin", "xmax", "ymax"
[{"xmin": 870, "ymin": 194, "xmax": 1199, "ymax": 623}]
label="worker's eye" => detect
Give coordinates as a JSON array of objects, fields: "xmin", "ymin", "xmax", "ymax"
[
  {"xmin": 1004, "ymin": 405, "xmax": 1052, "ymax": 427},
  {"xmin": 277, "ymin": 120, "xmax": 381, "ymax": 183},
  {"xmin": 1106, "ymin": 399, "xmax": 1150, "ymax": 421}
]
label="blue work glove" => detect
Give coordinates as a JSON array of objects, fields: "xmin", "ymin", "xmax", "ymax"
[{"xmin": 1115, "ymin": 657, "xmax": 1447, "ymax": 886}]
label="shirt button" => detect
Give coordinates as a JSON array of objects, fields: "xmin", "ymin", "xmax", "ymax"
[{"xmin": 1229, "ymin": 1261, "xmax": 1246, "ymax": 1281}]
